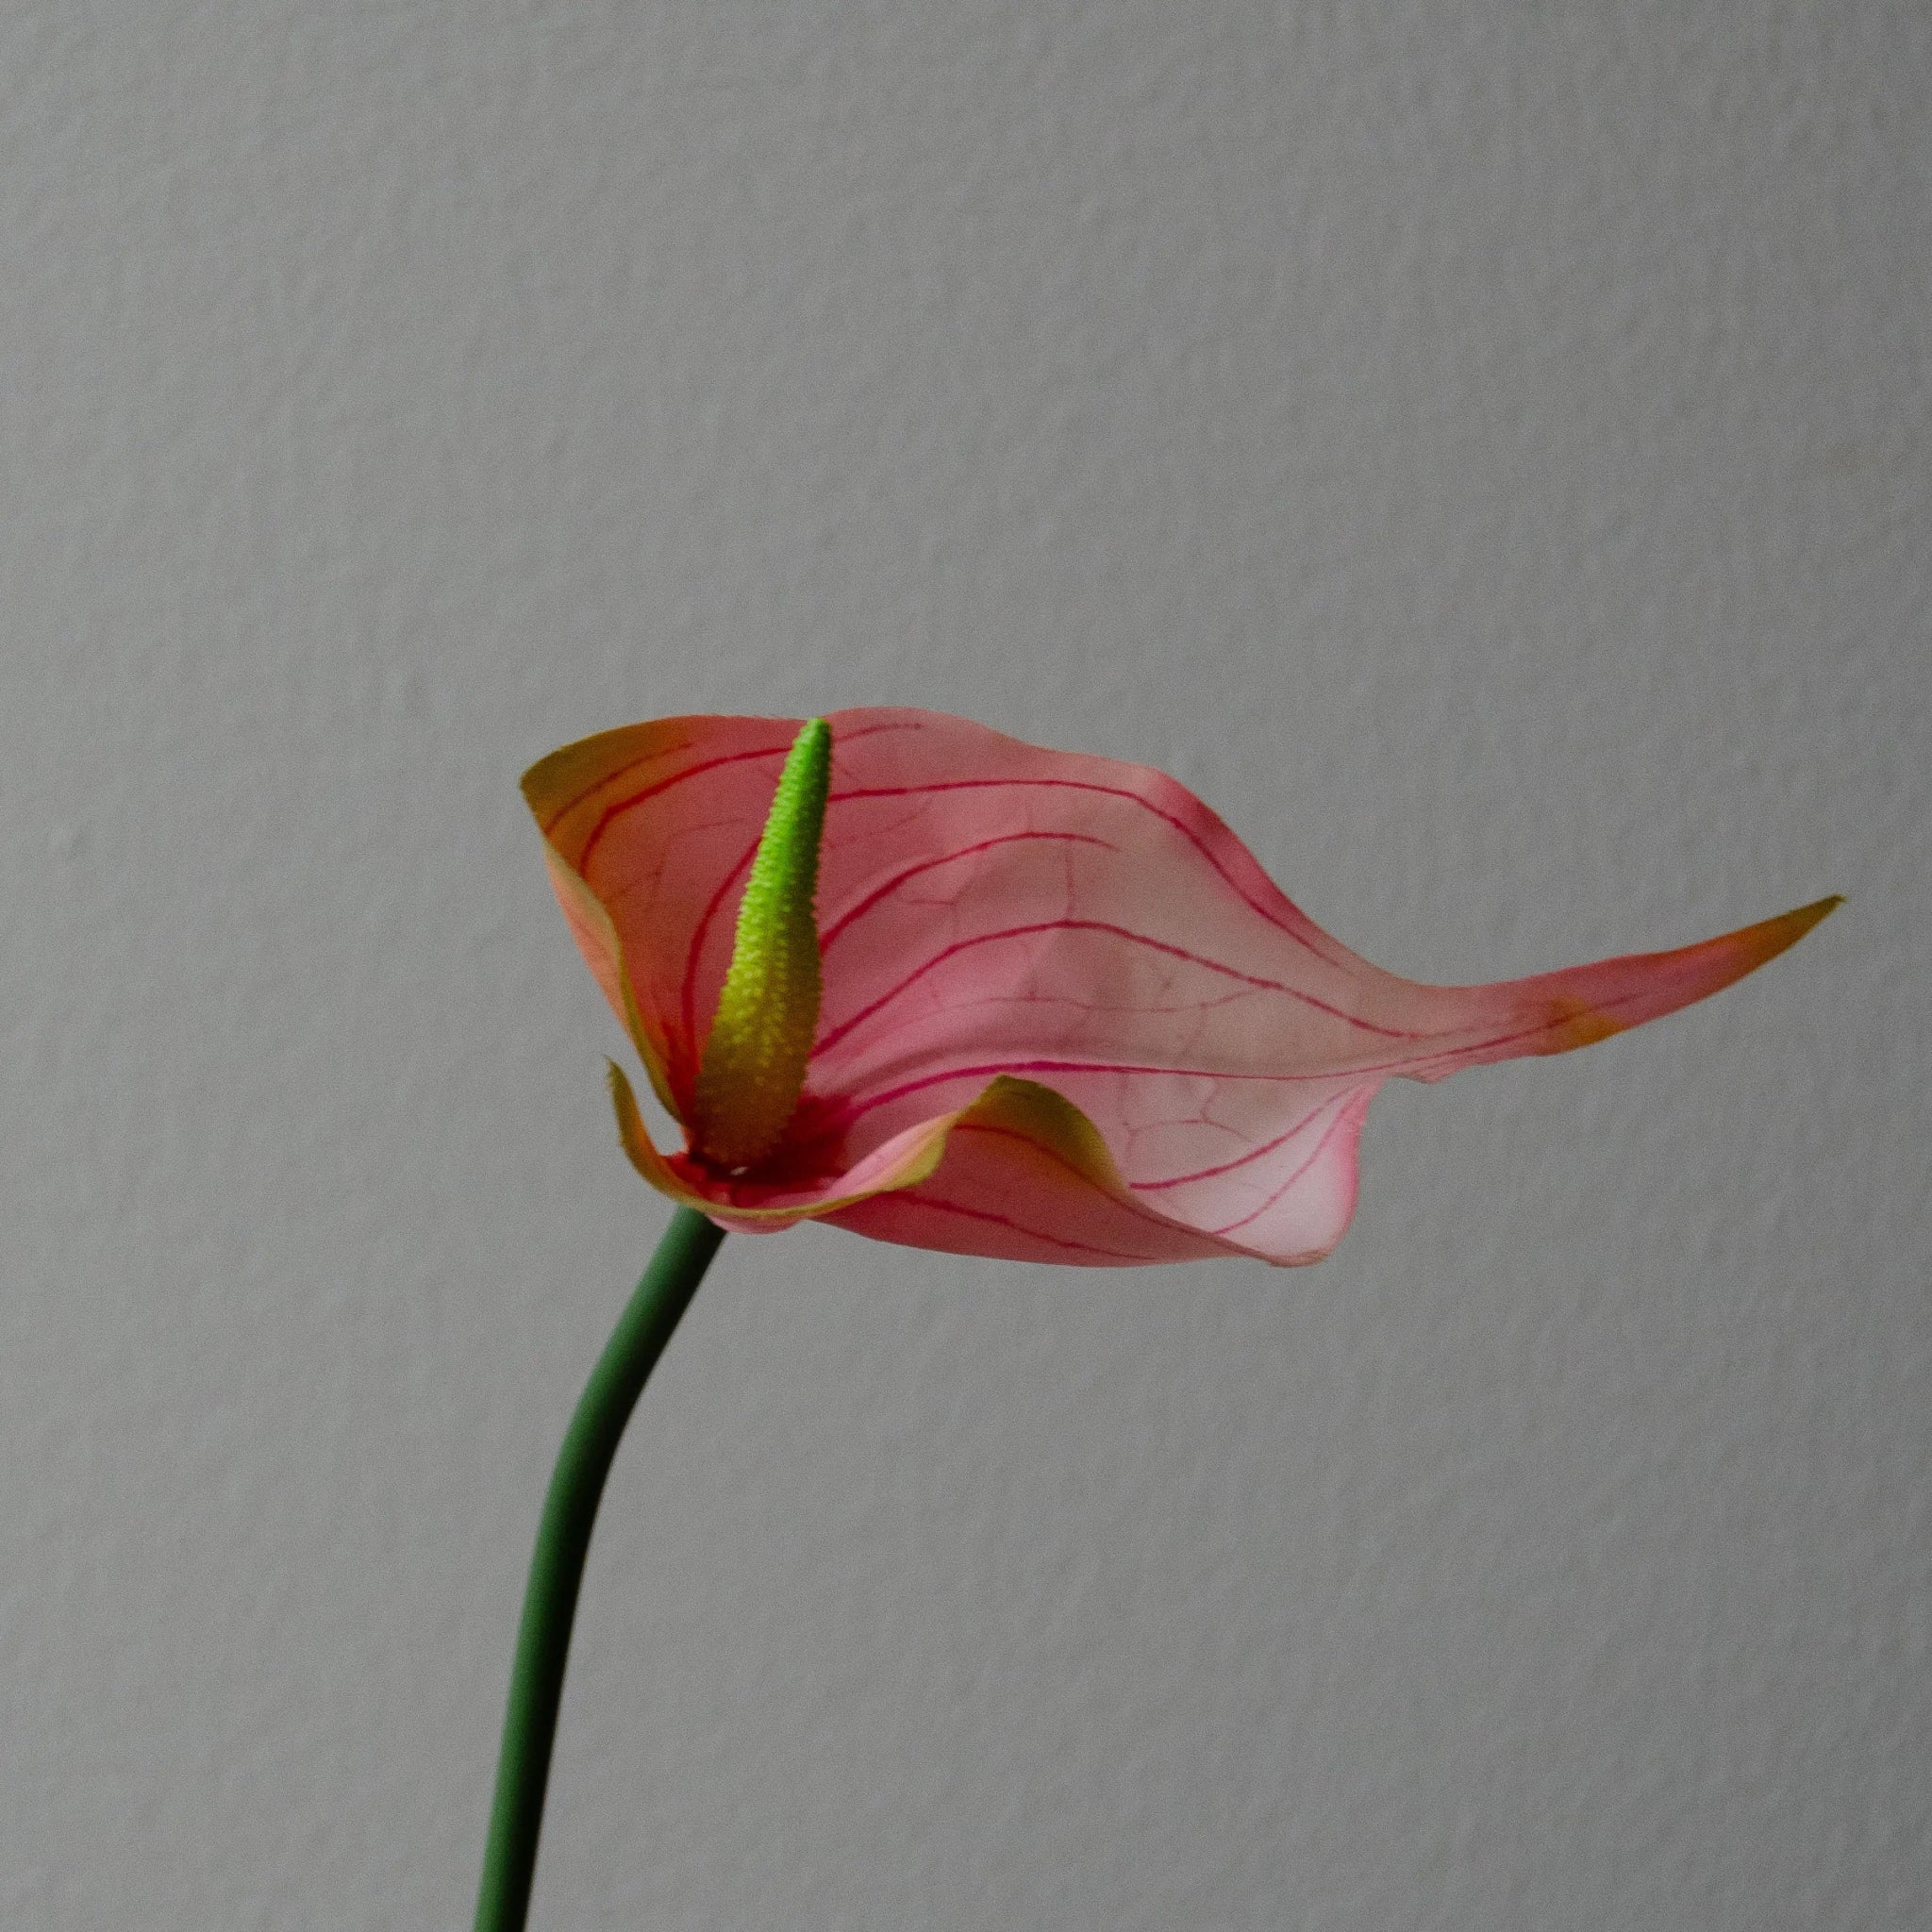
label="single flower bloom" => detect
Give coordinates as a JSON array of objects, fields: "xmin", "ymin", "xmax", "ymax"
[{"xmin": 523, "ymin": 708, "xmax": 1835, "ymax": 1268}]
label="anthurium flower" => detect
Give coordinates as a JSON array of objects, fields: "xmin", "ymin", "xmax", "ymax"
[{"xmin": 523, "ymin": 708, "xmax": 1835, "ymax": 1269}]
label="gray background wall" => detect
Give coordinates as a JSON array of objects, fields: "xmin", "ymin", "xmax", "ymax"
[{"xmin": 1, "ymin": 5, "xmax": 1924, "ymax": 1927}]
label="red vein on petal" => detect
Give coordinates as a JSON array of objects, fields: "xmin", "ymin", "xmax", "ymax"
[
  {"xmin": 818, "ymin": 830, "xmax": 1119, "ymax": 953},
  {"xmin": 826, "ymin": 779, "xmax": 1337, "ymax": 962},
  {"xmin": 844, "ymin": 942, "xmax": 1745, "ymax": 1124},
  {"xmin": 885, "ymin": 1190, "xmax": 1157, "ymax": 1262},
  {"xmin": 1207, "ymin": 1093, "xmax": 1360, "ymax": 1238},
  {"xmin": 1132, "ymin": 1099, "xmax": 1333, "ymax": 1191},
  {"xmin": 1392, "ymin": 975, "xmax": 1684, "ymax": 1078},
  {"xmin": 841, "ymin": 1041, "xmax": 1451, "ymax": 1124},
  {"xmin": 549, "ymin": 715, "xmax": 917, "ymax": 839},
  {"xmin": 575, "ymin": 742, "xmax": 791, "ymax": 870},
  {"xmin": 815, "ymin": 919, "xmax": 1417, "ymax": 1059},
  {"xmin": 842, "ymin": 1061, "xmax": 1315, "ymax": 1127},
  {"xmin": 539, "ymin": 733, "xmax": 698, "ymax": 832},
  {"xmin": 952, "ymin": 1119, "xmax": 1224, "ymax": 1244},
  {"xmin": 828, "ymin": 715, "xmax": 931, "ymax": 749}
]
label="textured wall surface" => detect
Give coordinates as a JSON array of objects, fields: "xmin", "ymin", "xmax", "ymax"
[{"xmin": 2, "ymin": 6, "xmax": 1925, "ymax": 1927}]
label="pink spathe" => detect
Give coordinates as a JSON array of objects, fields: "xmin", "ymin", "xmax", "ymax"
[{"xmin": 524, "ymin": 708, "xmax": 1836, "ymax": 1267}]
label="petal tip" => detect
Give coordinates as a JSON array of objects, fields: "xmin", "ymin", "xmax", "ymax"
[
  {"xmin": 1714, "ymin": 891, "xmax": 1844, "ymax": 988},
  {"xmin": 1539, "ymin": 891, "xmax": 1843, "ymax": 1054},
  {"xmin": 1756, "ymin": 892, "xmax": 1843, "ymax": 956}
]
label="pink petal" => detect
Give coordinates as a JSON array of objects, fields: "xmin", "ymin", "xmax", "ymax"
[
  {"xmin": 606, "ymin": 1060, "xmax": 963, "ymax": 1233},
  {"xmin": 825, "ymin": 1076, "xmax": 1366, "ymax": 1267},
  {"xmin": 527, "ymin": 709, "xmax": 1838, "ymax": 1266},
  {"xmin": 525, "ymin": 715, "xmax": 804, "ymax": 1111}
]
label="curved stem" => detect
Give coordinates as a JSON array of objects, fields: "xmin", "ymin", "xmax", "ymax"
[{"xmin": 474, "ymin": 1206, "xmax": 726, "ymax": 1932}]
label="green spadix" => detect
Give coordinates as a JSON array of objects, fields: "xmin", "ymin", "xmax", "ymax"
[{"xmin": 690, "ymin": 719, "xmax": 831, "ymax": 1169}]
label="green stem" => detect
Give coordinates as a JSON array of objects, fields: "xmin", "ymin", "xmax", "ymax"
[{"xmin": 474, "ymin": 1206, "xmax": 726, "ymax": 1932}]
